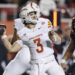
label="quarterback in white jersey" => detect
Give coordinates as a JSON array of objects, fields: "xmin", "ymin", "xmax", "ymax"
[
  {"xmin": 1, "ymin": 2, "xmax": 65, "ymax": 75},
  {"xmin": 17, "ymin": 18, "xmax": 54, "ymax": 60}
]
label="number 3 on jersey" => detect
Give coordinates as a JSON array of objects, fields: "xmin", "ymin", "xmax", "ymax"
[{"xmin": 33, "ymin": 38, "xmax": 44, "ymax": 53}]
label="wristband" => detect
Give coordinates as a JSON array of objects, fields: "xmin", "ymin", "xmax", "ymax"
[{"xmin": 1, "ymin": 35, "xmax": 7, "ymax": 39}]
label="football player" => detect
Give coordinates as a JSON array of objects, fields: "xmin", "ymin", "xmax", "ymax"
[
  {"xmin": 61, "ymin": 17, "xmax": 75, "ymax": 73},
  {"xmin": 2, "ymin": 2, "xmax": 65, "ymax": 75}
]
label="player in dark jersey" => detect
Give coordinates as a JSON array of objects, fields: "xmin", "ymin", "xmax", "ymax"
[{"xmin": 61, "ymin": 17, "xmax": 75, "ymax": 75}]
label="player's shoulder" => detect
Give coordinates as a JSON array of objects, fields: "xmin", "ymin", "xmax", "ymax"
[
  {"xmin": 39, "ymin": 18, "xmax": 49, "ymax": 22},
  {"xmin": 14, "ymin": 18, "xmax": 22, "ymax": 28},
  {"xmin": 39, "ymin": 18, "xmax": 51, "ymax": 24},
  {"xmin": 14, "ymin": 18, "xmax": 24, "ymax": 31},
  {"xmin": 14, "ymin": 18, "xmax": 22, "ymax": 23},
  {"xmin": 39, "ymin": 18, "xmax": 52, "ymax": 27}
]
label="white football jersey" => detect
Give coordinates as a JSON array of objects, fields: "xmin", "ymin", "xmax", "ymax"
[{"xmin": 17, "ymin": 18, "xmax": 54, "ymax": 60}]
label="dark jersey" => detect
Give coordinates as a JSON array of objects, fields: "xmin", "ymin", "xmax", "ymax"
[
  {"xmin": 70, "ymin": 31, "xmax": 75, "ymax": 42},
  {"xmin": 70, "ymin": 18, "xmax": 75, "ymax": 43}
]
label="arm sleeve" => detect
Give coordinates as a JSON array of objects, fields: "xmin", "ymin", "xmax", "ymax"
[{"xmin": 47, "ymin": 19, "xmax": 53, "ymax": 31}]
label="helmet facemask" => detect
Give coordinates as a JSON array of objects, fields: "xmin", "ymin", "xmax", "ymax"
[
  {"xmin": 27, "ymin": 11, "xmax": 39, "ymax": 24},
  {"xmin": 20, "ymin": 2, "xmax": 40, "ymax": 24}
]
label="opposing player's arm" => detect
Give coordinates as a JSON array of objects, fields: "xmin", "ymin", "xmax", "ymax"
[
  {"xmin": 1, "ymin": 29, "xmax": 23, "ymax": 53},
  {"xmin": 61, "ymin": 39, "xmax": 75, "ymax": 72},
  {"xmin": 7, "ymin": 35, "xmax": 13, "ymax": 42},
  {"xmin": 62, "ymin": 39, "xmax": 75, "ymax": 61},
  {"xmin": 11, "ymin": 28, "xmax": 20, "ymax": 44}
]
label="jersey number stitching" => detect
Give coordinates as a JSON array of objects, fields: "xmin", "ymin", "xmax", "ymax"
[{"xmin": 33, "ymin": 38, "xmax": 43, "ymax": 53}]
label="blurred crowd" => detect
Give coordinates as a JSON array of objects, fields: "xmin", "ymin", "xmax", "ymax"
[
  {"xmin": 0, "ymin": 0, "xmax": 75, "ymax": 18},
  {"xmin": 0, "ymin": 0, "xmax": 75, "ymax": 75}
]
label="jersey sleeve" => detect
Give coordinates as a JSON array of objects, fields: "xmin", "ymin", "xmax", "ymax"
[
  {"xmin": 14, "ymin": 19, "xmax": 24, "ymax": 31},
  {"xmin": 47, "ymin": 19, "xmax": 53, "ymax": 32}
]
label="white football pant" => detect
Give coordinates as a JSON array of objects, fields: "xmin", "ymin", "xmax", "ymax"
[{"xmin": 30, "ymin": 55, "xmax": 65, "ymax": 75}]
